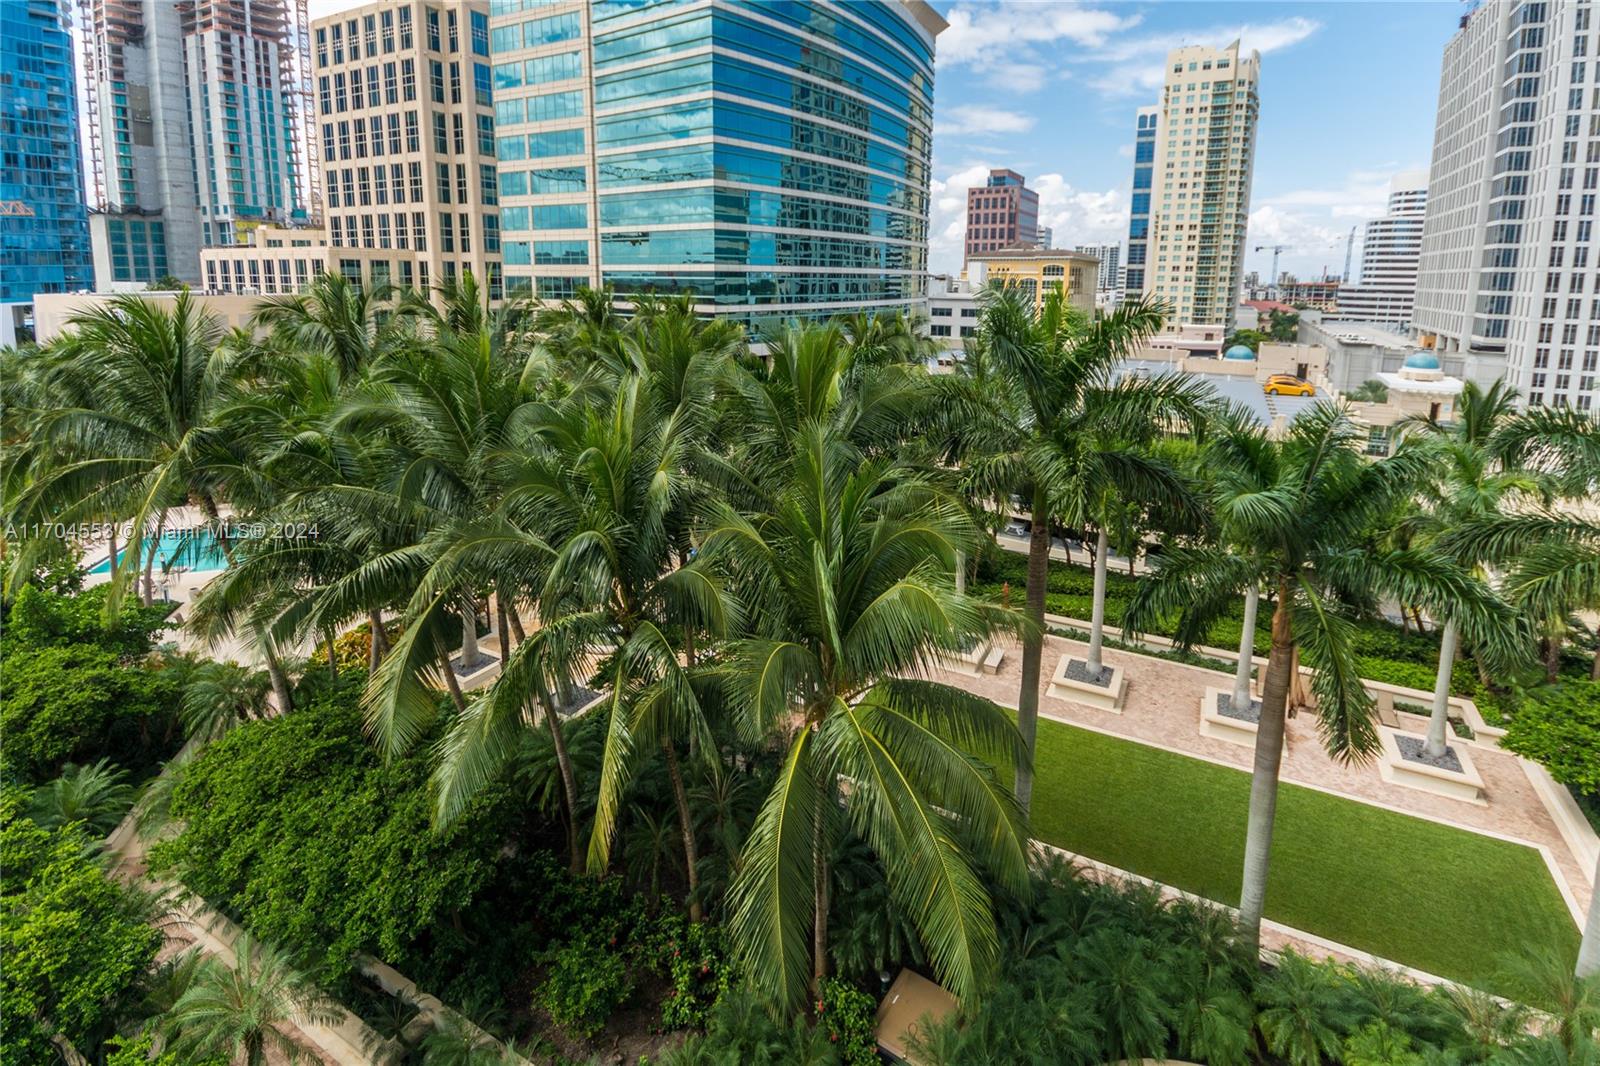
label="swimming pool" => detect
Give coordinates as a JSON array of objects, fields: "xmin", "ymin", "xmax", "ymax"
[{"xmin": 89, "ymin": 530, "xmax": 230, "ymax": 575}]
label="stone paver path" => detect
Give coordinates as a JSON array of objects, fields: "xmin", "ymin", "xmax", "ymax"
[{"xmin": 932, "ymin": 632, "xmax": 1593, "ymax": 927}]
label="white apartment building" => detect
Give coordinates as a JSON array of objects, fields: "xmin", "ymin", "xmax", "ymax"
[
  {"xmin": 1337, "ymin": 170, "xmax": 1428, "ymax": 329},
  {"xmin": 1075, "ymin": 243, "xmax": 1122, "ymax": 293},
  {"xmin": 1414, "ymin": 0, "xmax": 1598, "ymax": 411},
  {"xmin": 926, "ymin": 273, "xmax": 979, "ymax": 358},
  {"xmin": 1143, "ymin": 41, "xmax": 1260, "ymax": 333}
]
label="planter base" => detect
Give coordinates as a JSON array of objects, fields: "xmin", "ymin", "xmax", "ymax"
[
  {"xmin": 1200, "ymin": 687, "xmax": 1259, "ymax": 748},
  {"xmin": 1047, "ymin": 656, "xmax": 1126, "ymax": 712},
  {"xmin": 940, "ymin": 641, "xmax": 1005, "ymax": 676},
  {"xmin": 1376, "ymin": 728, "xmax": 1486, "ymax": 805}
]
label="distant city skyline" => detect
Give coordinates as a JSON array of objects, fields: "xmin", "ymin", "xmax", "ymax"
[{"xmin": 928, "ymin": 1, "xmax": 1458, "ymax": 282}]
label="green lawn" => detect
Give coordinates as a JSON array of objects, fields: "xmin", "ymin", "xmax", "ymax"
[{"xmin": 1025, "ymin": 716, "xmax": 1580, "ymax": 993}]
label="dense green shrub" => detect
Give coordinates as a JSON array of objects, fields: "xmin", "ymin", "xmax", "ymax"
[
  {"xmin": 817, "ymin": 977, "xmax": 878, "ymax": 1066},
  {"xmin": 656, "ymin": 918, "xmax": 734, "ymax": 1032},
  {"xmin": 4, "ymin": 582, "xmax": 172, "ymax": 657},
  {"xmin": 0, "ymin": 642, "xmax": 183, "ymax": 784},
  {"xmin": 538, "ymin": 938, "xmax": 632, "ymax": 1039},
  {"xmin": 0, "ymin": 789, "xmax": 162, "ymax": 1063},
  {"xmin": 149, "ymin": 679, "xmax": 520, "ymax": 982},
  {"xmin": 1503, "ymin": 682, "xmax": 1600, "ymax": 793}
]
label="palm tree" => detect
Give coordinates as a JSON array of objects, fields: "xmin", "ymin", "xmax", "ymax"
[
  {"xmin": 1123, "ymin": 404, "xmax": 1517, "ymax": 951},
  {"xmin": 6, "ymin": 293, "xmax": 295, "ymax": 709},
  {"xmin": 935, "ymin": 285, "xmax": 1208, "ymax": 814},
  {"xmin": 1398, "ymin": 379, "xmax": 1546, "ymax": 756},
  {"xmin": 181, "ymin": 660, "xmax": 272, "ymax": 743},
  {"xmin": 28, "ymin": 759, "xmax": 135, "ymax": 836},
  {"xmin": 159, "ymin": 934, "xmax": 337, "ymax": 1066},
  {"xmin": 701, "ymin": 421, "xmax": 1031, "ymax": 1012},
  {"xmin": 253, "ymin": 271, "xmax": 400, "ymax": 382}
]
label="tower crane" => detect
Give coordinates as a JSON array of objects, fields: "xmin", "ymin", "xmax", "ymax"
[{"xmin": 1253, "ymin": 244, "xmax": 1289, "ymax": 290}]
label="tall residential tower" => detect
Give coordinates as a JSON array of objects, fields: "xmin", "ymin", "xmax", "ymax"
[
  {"xmin": 1, "ymin": 0, "xmax": 94, "ymax": 344},
  {"xmin": 1139, "ymin": 42, "xmax": 1260, "ymax": 331},
  {"xmin": 964, "ymin": 168, "xmax": 1039, "ymax": 262},
  {"xmin": 488, "ymin": 0, "xmax": 945, "ymax": 325},
  {"xmin": 1336, "ymin": 170, "xmax": 1427, "ymax": 329},
  {"xmin": 81, "ymin": 0, "xmax": 310, "ymax": 284},
  {"xmin": 1413, "ymin": 0, "xmax": 1597, "ymax": 411}
]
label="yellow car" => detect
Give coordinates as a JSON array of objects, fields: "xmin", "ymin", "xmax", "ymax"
[{"xmin": 1263, "ymin": 374, "xmax": 1315, "ymax": 397}]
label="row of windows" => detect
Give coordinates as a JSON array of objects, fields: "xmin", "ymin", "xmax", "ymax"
[
  {"xmin": 490, "ymin": 10, "xmax": 582, "ymax": 52},
  {"xmin": 599, "ymin": 269, "xmax": 923, "ymax": 305},
  {"xmin": 493, "ymin": 51, "xmax": 583, "ymax": 90},
  {"xmin": 595, "ymin": 228, "xmax": 923, "ymax": 270},
  {"xmin": 499, "ymin": 203, "xmax": 589, "ymax": 231},
  {"xmin": 503, "ymin": 239, "xmax": 589, "ymax": 265},
  {"xmin": 499, "ymin": 165, "xmax": 587, "ymax": 196},
  {"xmin": 594, "ymin": 143, "xmax": 928, "ymax": 217},
  {"xmin": 596, "ymin": 187, "xmax": 917, "ymax": 239},
  {"xmin": 595, "ymin": 54, "xmax": 923, "ymax": 151},
  {"xmin": 498, "ymin": 127, "xmax": 586, "ymax": 160},
  {"xmin": 495, "ymin": 89, "xmax": 585, "ymax": 125},
  {"xmin": 594, "ymin": 98, "xmax": 919, "ymax": 180}
]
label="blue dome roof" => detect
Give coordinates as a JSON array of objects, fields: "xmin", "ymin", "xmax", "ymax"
[
  {"xmin": 1223, "ymin": 344, "xmax": 1256, "ymax": 360},
  {"xmin": 1404, "ymin": 351, "xmax": 1441, "ymax": 370}
]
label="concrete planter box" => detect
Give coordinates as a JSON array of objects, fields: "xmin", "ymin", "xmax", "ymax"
[
  {"xmin": 1047, "ymin": 655, "xmax": 1127, "ymax": 712},
  {"xmin": 940, "ymin": 641, "xmax": 1005, "ymax": 676},
  {"xmin": 1200, "ymin": 687, "xmax": 1259, "ymax": 748},
  {"xmin": 1376, "ymin": 727, "xmax": 1486, "ymax": 805}
]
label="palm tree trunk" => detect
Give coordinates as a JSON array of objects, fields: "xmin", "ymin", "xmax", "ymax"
[
  {"xmin": 368, "ymin": 611, "xmax": 389, "ymax": 670},
  {"xmin": 107, "ymin": 526, "xmax": 119, "ymax": 581},
  {"xmin": 1085, "ymin": 527, "xmax": 1110, "ymax": 677},
  {"xmin": 1014, "ymin": 486, "xmax": 1051, "ymax": 816},
  {"xmin": 1238, "ymin": 584, "xmax": 1294, "ymax": 953},
  {"xmin": 954, "ymin": 549, "xmax": 966, "ymax": 595},
  {"xmin": 1578, "ymin": 848, "xmax": 1600, "ymax": 978},
  {"xmin": 496, "ymin": 592, "xmax": 510, "ymax": 661},
  {"xmin": 459, "ymin": 591, "xmax": 483, "ymax": 671},
  {"xmin": 1426, "ymin": 620, "xmax": 1459, "ymax": 759},
  {"xmin": 1232, "ymin": 582, "xmax": 1260, "ymax": 712},
  {"xmin": 1591, "ymin": 637, "xmax": 1599, "ymax": 681},
  {"xmin": 142, "ymin": 510, "xmax": 167, "ymax": 606},
  {"xmin": 440, "ymin": 652, "xmax": 468, "ymax": 713},
  {"xmin": 812, "ymin": 772, "xmax": 831, "ymax": 996},
  {"xmin": 536, "ymin": 682, "xmax": 583, "ymax": 875},
  {"xmin": 662, "ymin": 738, "xmax": 703, "ymax": 922},
  {"xmin": 1543, "ymin": 633, "xmax": 1562, "ymax": 683},
  {"xmin": 323, "ymin": 624, "xmax": 339, "ymax": 679}
]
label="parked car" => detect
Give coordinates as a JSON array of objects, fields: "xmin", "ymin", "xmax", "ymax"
[{"xmin": 1264, "ymin": 374, "xmax": 1315, "ymax": 397}]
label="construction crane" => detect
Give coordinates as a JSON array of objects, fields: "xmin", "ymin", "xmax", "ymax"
[{"xmin": 1253, "ymin": 244, "xmax": 1288, "ymax": 290}]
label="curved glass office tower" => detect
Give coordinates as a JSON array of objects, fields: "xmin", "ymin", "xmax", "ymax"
[{"xmin": 490, "ymin": 0, "xmax": 944, "ymax": 327}]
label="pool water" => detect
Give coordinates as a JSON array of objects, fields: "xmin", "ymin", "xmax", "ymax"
[{"xmin": 89, "ymin": 530, "xmax": 230, "ymax": 575}]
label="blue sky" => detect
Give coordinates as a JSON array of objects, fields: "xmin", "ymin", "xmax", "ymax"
[{"xmin": 926, "ymin": 1, "xmax": 1461, "ymax": 280}]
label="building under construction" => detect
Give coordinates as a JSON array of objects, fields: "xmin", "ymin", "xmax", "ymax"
[{"xmin": 78, "ymin": 0, "xmax": 313, "ymax": 285}]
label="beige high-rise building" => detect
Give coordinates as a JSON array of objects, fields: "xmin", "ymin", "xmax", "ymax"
[
  {"xmin": 201, "ymin": 0, "xmax": 503, "ymax": 298},
  {"xmin": 1143, "ymin": 41, "xmax": 1260, "ymax": 332}
]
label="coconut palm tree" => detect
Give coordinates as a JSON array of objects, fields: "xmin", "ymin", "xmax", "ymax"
[
  {"xmin": 159, "ymin": 934, "xmax": 337, "ymax": 1066},
  {"xmin": 1397, "ymin": 379, "xmax": 1548, "ymax": 756},
  {"xmin": 700, "ymin": 420, "xmax": 1031, "ymax": 1012},
  {"xmin": 934, "ymin": 285, "xmax": 1209, "ymax": 814},
  {"xmin": 252, "ymin": 271, "xmax": 400, "ymax": 383},
  {"xmin": 28, "ymin": 759, "xmax": 135, "ymax": 836},
  {"xmin": 6, "ymin": 293, "xmax": 296, "ymax": 709},
  {"xmin": 1122, "ymin": 404, "xmax": 1518, "ymax": 951}
]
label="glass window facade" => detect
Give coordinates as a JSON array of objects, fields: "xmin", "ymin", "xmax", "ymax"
[
  {"xmin": 491, "ymin": 0, "xmax": 936, "ymax": 323},
  {"xmin": 0, "ymin": 0, "xmax": 94, "ymax": 307}
]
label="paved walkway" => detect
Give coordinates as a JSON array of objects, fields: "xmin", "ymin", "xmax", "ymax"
[{"xmin": 931, "ymin": 631, "xmax": 1594, "ymax": 929}]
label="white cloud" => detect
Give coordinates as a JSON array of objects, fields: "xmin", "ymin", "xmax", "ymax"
[
  {"xmin": 939, "ymin": 5, "xmax": 1141, "ymax": 67},
  {"xmin": 928, "ymin": 161, "xmax": 1126, "ymax": 276},
  {"xmin": 1243, "ymin": 165, "xmax": 1424, "ymax": 279},
  {"xmin": 1084, "ymin": 16, "xmax": 1323, "ymax": 99},
  {"xmin": 934, "ymin": 105, "xmax": 1037, "ymax": 137}
]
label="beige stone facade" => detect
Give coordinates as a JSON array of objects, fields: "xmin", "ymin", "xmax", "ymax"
[
  {"xmin": 1146, "ymin": 41, "xmax": 1260, "ymax": 333},
  {"xmin": 967, "ymin": 248, "xmax": 1097, "ymax": 317},
  {"xmin": 33, "ymin": 291, "xmax": 269, "ymax": 343}
]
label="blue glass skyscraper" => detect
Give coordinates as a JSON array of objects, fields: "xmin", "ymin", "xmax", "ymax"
[
  {"xmin": 1122, "ymin": 106, "xmax": 1156, "ymax": 298},
  {"xmin": 490, "ymin": 0, "xmax": 946, "ymax": 327},
  {"xmin": 0, "ymin": 0, "xmax": 94, "ymax": 343}
]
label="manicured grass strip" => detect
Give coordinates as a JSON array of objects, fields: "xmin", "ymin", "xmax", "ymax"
[{"xmin": 1026, "ymin": 716, "xmax": 1579, "ymax": 994}]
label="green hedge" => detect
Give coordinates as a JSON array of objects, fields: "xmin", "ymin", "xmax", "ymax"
[{"xmin": 149, "ymin": 680, "xmax": 520, "ymax": 983}]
